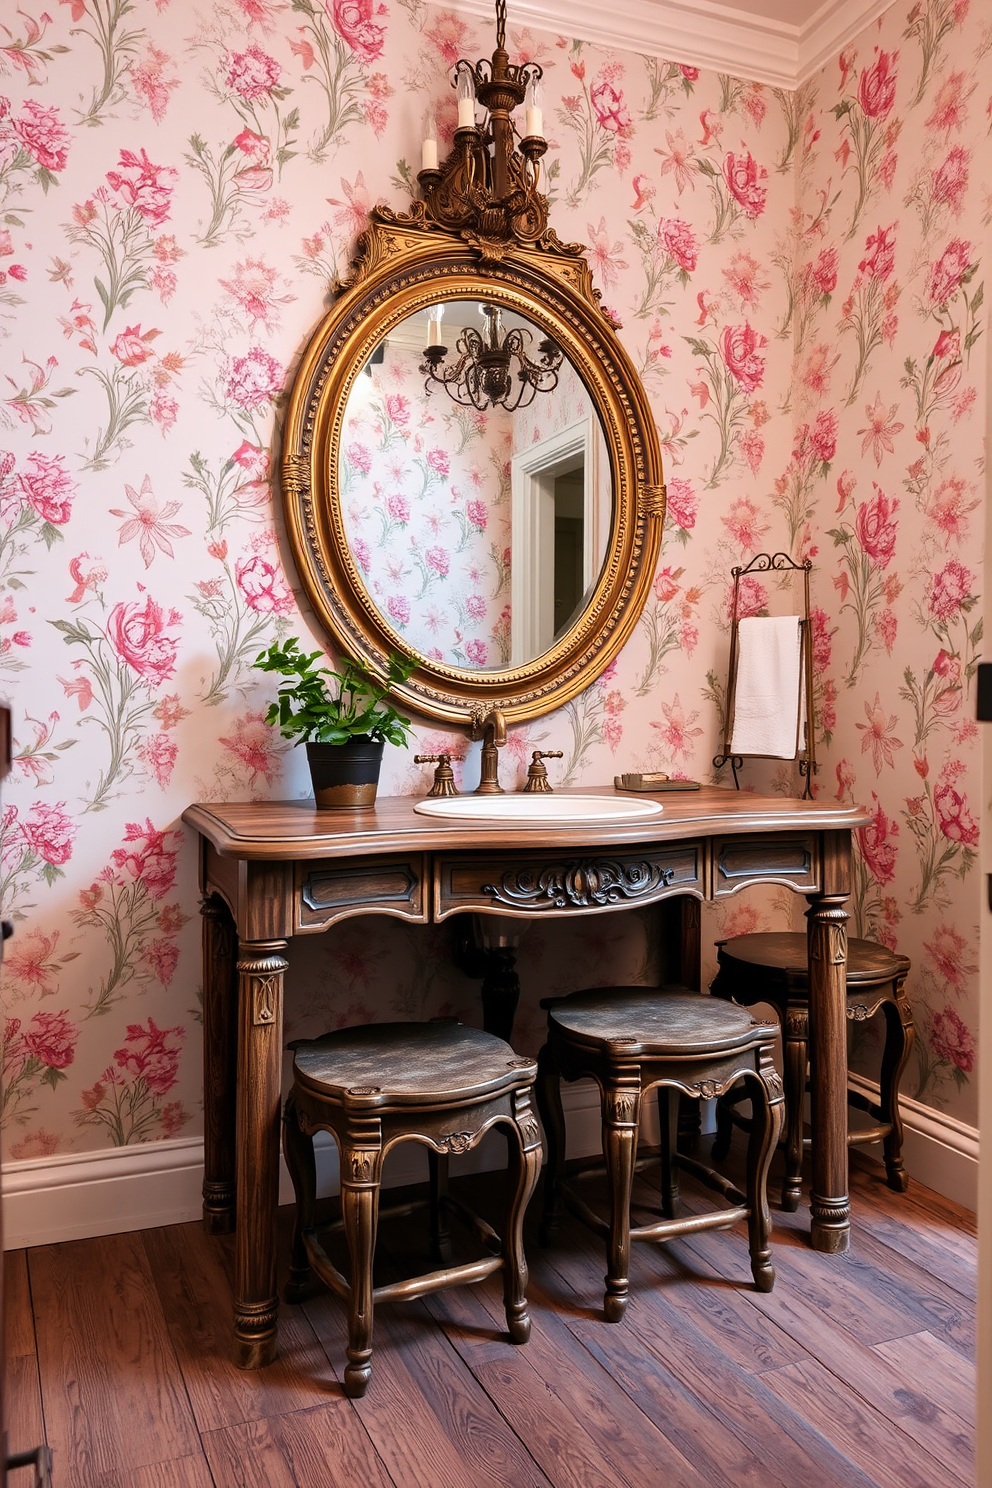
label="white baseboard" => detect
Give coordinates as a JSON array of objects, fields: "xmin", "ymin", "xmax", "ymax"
[
  {"xmin": 848, "ymin": 1071, "xmax": 978, "ymax": 1212},
  {"xmin": 1, "ymin": 1137, "xmax": 206, "ymax": 1251},
  {"xmin": 3, "ymin": 1079, "xmax": 974, "ymax": 1250}
]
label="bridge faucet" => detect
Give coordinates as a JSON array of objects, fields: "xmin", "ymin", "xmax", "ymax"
[{"xmin": 469, "ymin": 704, "xmax": 506, "ymax": 795}]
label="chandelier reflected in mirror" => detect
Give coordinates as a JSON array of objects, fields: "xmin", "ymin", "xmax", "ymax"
[{"xmin": 420, "ymin": 303, "xmax": 563, "ymax": 412}]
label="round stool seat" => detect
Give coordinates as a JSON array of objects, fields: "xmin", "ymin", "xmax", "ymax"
[
  {"xmin": 292, "ymin": 1021, "xmax": 536, "ymax": 1107},
  {"xmin": 717, "ymin": 933, "xmax": 910, "ymax": 990},
  {"xmin": 547, "ymin": 987, "xmax": 775, "ymax": 1056}
]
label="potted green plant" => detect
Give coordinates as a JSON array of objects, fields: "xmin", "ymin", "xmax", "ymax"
[{"xmin": 254, "ymin": 638, "xmax": 415, "ymax": 808}]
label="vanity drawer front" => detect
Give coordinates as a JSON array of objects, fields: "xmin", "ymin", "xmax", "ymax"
[
  {"xmin": 296, "ymin": 854, "xmax": 427, "ymax": 931},
  {"xmin": 711, "ymin": 834, "xmax": 819, "ymax": 897},
  {"xmin": 434, "ymin": 842, "xmax": 703, "ymax": 919}
]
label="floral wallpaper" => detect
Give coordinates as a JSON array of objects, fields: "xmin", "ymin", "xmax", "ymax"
[
  {"xmin": 0, "ymin": 0, "xmax": 985, "ymax": 1173},
  {"xmin": 799, "ymin": 4, "xmax": 988, "ymax": 1115}
]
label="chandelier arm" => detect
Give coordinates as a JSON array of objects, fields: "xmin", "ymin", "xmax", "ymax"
[
  {"xmin": 499, "ymin": 327, "xmax": 526, "ymax": 356},
  {"xmin": 517, "ymin": 361, "xmax": 561, "ymax": 389},
  {"xmin": 420, "ymin": 349, "xmax": 475, "ymax": 393},
  {"xmin": 457, "ymin": 327, "xmax": 486, "ymax": 358}
]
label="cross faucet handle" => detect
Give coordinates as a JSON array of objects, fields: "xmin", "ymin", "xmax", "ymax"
[
  {"xmin": 414, "ymin": 752, "xmax": 463, "ymax": 798},
  {"xmin": 522, "ymin": 749, "xmax": 563, "ymax": 793}
]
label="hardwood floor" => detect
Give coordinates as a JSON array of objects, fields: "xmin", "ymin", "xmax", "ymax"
[{"xmin": 4, "ymin": 1144, "xmax": 975, "ymax": 1488}]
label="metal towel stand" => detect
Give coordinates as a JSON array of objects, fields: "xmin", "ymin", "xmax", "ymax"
[{"xmin": 712, "ymin": 552, "xmax": 816, "ymax": 799}]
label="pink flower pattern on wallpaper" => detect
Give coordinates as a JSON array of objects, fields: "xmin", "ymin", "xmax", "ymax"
[
  {"xmin": 70, "ymin": 819, "xmax": 189, "ymax": 1020},
  {"xmin": 340, "ymin": 344, "xmax": 512, "ymax": 669},
  {"xmin": 829, "ymin": 479, "xmax": 902, "ymax": 689},
  {"xmin": 832, "ymin": 49, "xmax": 900, "ymax": 242},
  {"xmin": 2, "ymin": 1009, "xmax": 79, "ymax": 1128},
  {"xmin": 0, "ymin": 0, "xmax": 985, "ymax": 1163},
  {"xmin": 75, "ymin": 1016, "xmax": 190, "ymax": 1146}
]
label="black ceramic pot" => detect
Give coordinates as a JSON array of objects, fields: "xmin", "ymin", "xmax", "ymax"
[{"xmin": 306, "ymin": 736, "xmax": 385, "ymax": 809}]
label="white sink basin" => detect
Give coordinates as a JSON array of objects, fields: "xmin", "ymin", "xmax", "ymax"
[{"xmin": 412, "ymin": 793, "xmax": 664, "ymax": 824}]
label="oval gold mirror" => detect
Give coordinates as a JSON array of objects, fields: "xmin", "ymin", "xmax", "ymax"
[{"xmin": 281, "ymin": 209, "xmax": 665, "ymax": 727}]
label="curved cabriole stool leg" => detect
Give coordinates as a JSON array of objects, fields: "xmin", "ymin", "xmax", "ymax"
[
  {"xmin": 340, "ymin": 1129, "xmax": 383, "ymax": 1399},
  {"xmin": 536, "ymin": 1040, "xmax": 566, "ymax": 1246},
  {"xmin": 282, "ymin": 1092, "xmax": 316, "ymax": 1303},
  {"xmin": 502, "ymin": 1097, "xmax": 543, "ymax": 1343},
  {"xmin": 879, "ymin": 990, "xmax": 915, "ymax": 1192},
  {"xmin": 658, "ymin": 1085, "xmax": 681, "ymax": 1219},
  {"xmin": 603, "ymin": 1076, "xmax": 641, "ymax": 1322},
  {"xmin": 781, "ymin": 1005, "xmax": 808, "ymax": 1213},
  {"xmin": 744, "ymin": 1062, "xmax": 784, "ymax": 1293}
]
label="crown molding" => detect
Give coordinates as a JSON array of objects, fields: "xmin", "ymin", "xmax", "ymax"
[
  {"xmin": 444, "ymin": 0, "xmax": 798, "ymax": 87},
  {"xmin": 440, "ymin": 0, "xmax": 896, "ymax": 90}
]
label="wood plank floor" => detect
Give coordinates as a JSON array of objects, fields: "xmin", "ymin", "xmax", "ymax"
[{"xmin": 4, "ymin": 1144, "xmax": 976, "ymax": 1488}]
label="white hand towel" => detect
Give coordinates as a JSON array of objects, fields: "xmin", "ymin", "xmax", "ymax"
[{"xmin": 729, "ymin": 615, "xmax": 803, "ymax": 759}]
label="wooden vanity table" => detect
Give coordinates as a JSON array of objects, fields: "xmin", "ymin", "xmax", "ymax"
[{"xmin": 184, "ymin": 785, "xmax": 870, "ymax": 1368}]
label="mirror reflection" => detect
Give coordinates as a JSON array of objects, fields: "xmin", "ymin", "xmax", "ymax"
[{"xmin": 338, "ymin": 299, "xmax": 612, "ymax": 672}]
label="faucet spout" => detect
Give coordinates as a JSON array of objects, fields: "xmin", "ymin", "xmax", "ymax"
[{"xmin": 470, "ymin": 704, "xmax": 506, "ymax": 794}]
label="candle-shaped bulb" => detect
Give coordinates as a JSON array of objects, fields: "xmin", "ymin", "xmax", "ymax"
[
  {"xmin": 456, "ymin": 63, "xmax": 477, "ymax": 129},
  {"xmin": 481, "ymin": 303, "xmax": 501, "ymax": 348},
  {"xmin": 524, "ymin": 74, "xmax": 543, "ymax": 139},
  {"xmin": 421, "ymin": 108, "xmax": 439, "ymax": 171},
  {"xmin": 427, "ymin": 304, "xmax": 444, "ymax": 349}
]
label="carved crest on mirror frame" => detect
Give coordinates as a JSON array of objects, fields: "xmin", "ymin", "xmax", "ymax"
[{"xmin": 339, "ymin": 204, "xmax": 603, "ymax": 320}]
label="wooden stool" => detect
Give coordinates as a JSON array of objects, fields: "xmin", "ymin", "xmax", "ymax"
[
  {"xmin": 536, "ymin": 987, "xmax": 784, "ymax": 1320},
  {"xmin": 710, "ymin": 932, "xmax": 914, "ymax": 1210},
  {"xmin": 283, "ymin": 1021, "xmax": 542, "ymax": 1397}
]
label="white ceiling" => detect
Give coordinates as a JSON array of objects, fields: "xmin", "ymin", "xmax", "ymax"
[{"xmin": 448, "ymin": 0, "xmax": 894, "ymax": 87}]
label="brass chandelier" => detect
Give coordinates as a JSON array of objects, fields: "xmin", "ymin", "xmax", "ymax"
[
  {"xmin": 416, "ymin": 0, "xmax": 550, "ymax": 258},
  {"xmin": 420, "ymin": 302, "xmax": 563, "ymax": 412}
]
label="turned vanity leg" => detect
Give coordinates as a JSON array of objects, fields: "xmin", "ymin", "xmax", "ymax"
[
  {"xmin": 201, "ymin": 896, "xmax": 238, "ymax": 1235},
  {"xmin": 234, "ymin": 937, "xmax": 288, "ymax": 1368},
  {"xmin": 806, "ymin": 830, "xmax": 852, "ymax": 1254},
  {"xmin": 781, "ymin": 1005, "xmax": 809, "ymax": 1214}
]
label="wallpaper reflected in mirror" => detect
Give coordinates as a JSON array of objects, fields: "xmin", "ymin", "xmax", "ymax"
[{"xmin": 339, "ymin": 301, "xmax": 612, "ymax": 671}]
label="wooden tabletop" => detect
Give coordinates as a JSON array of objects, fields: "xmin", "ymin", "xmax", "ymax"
[{"xmin": 183, "ymin": 786, "xmax": 871, "ymax": 862}]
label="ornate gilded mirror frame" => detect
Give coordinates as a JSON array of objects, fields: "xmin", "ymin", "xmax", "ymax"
[{"xmin": 280, "ymin": 15, "xmax": 665, "ymax": 727}]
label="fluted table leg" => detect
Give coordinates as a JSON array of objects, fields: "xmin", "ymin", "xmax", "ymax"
[
  {"xmin": 806, "ymin": 831, "xmax": 852, "ymax": 1254},
  {"xmin": 234, "ymin": 938, "xmax": 288, "ymax": 1368}
]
